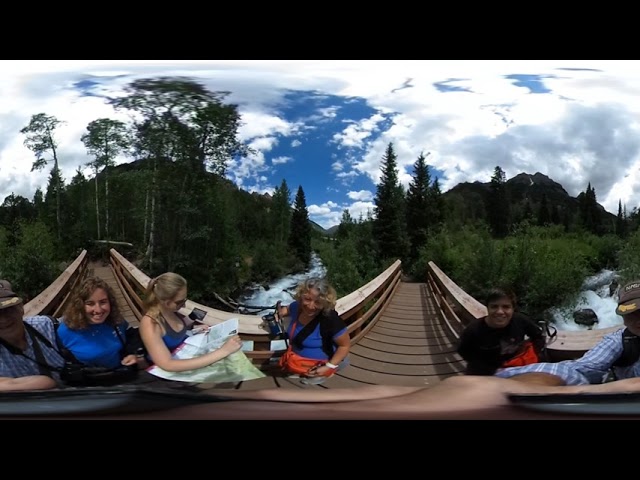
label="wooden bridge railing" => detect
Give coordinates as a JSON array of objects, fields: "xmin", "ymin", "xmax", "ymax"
[
  {"xmin": 108, "ymin": 249, "xmax": 402, "ymax": 368},
  {"xmin": 24, "ymin": 249, "xmax": 89, "ymax": 318}
]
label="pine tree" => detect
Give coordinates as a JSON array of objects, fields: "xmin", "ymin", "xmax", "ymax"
[
  {"xmin": 373, "ymin": 143, "xmax": 409, "ymax": 261},
  {"xmin": 406, "ymin": 152, "xmax": 431, "ymax": 260},
  {"xmin": 271, "ymin": 179, "xmax": 292, "ymax": 244},
  {"xmin": 537, "ymin": 194, "xmax": 550, "ymax": 226},
  {"xmin": 617, "ymin": 199, "xmax": 628, "ymax": 238},
  {"xmin": 486, "ymin": 166, "xmax": 511, "ymax": 238},
  {"xmin": 288, "ymin": 186, "xmax": 312, "ymax": 265}
]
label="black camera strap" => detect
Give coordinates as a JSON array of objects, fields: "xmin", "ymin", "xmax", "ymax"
[{"xmin": 0, "ymin": 323, "xmax": 64, "ymax": 374}]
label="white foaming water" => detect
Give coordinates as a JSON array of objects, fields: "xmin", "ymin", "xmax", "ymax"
[
  {"xmin": 237, "ymin": 252, "xmax": 327, "ymax": 315},
  {"xmin": 549, "ymin": 269, "xmax": 624, "ymax": 331}
]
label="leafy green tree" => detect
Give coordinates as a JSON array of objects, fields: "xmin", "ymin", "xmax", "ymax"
[
  {"xmin": 81, "ymin": 118, "xmax": 131, "ymax": 239},
  {"xmin": 110, "ymin": 77, "xmax": 248, "ymax": 270},
  {"xmin": 288, "ymin": 186, "xmax": 312, "ymax": 266},
  {"xmin": 20, "ymin": 113, "xmax": 65, "ymax": 240},
  {"xmin": 336, "ymin": 209, "xmax": 355, "ymax": 243},
  {"xmin": 0, "ymin": 194, "xmax": 35, "ymax": 247},
  {"xmin": 373, "ymin": 142, "xmax": 409, "ymax": 261}
]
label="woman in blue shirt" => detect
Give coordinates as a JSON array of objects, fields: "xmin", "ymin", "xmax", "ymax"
[
  {"xmin": 277, "ymin": 276, "xmax": 350, "ymax": 384},
  {"xmin": 57, "ymin": 276, "xmax": 138, "ymax": 369}
]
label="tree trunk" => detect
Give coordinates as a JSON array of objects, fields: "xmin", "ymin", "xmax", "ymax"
[
  {"xmin": 105, "ymin": 171, "xmax": 110, "ymax": 239},
  {"xmin": 95, "ymin": 173, "xmax": 101, "ymax": 239},
  {"xmin": 52, "ymin": 149, "xmax": 61, "ymax": 240},
  {"xmin": 144, "ymin": 157, "xmax": 157, "ymax": 269}
]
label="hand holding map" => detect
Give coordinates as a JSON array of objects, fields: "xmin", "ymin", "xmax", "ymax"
[{"xmin": 147, "ymin": 318, "xmax": 265, "ymax": 383}]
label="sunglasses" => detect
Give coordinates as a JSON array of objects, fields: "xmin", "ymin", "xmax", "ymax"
[{"xmin": 174, "ymin": 298, "xmax": 187, "ymax": 309}]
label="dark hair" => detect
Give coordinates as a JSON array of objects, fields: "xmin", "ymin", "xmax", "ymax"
[{"xmin": 485, "ymin": 287, "xmax": 517, "ymax": 308}]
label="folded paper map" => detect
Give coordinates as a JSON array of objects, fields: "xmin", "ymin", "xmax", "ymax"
[{"xmin": 147, "ymin": 317, "xmax": 265, "ymax": 383}]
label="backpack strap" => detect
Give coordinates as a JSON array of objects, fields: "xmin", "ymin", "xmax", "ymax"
[{"xmin": 0, "ymin": 322, "xmax": 63, "ymax": 374}]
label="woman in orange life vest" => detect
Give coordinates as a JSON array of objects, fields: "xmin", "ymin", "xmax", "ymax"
[
  {"xmin": 456, "ymin": 287, "xmax": 545, "ymax": 375},
  {"xmin": 276, "ymin": 277, "xmax": 350, "ymax": 385}
]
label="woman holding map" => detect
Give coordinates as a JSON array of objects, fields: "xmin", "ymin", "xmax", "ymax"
[{"xmin": 140, "ymin": 272, "xmax": 243, "ymax": 372}]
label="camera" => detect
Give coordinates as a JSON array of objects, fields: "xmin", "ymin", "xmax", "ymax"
[{"xmin": 189, "ymin": 307, "xmax": 207, "ymax": 322}]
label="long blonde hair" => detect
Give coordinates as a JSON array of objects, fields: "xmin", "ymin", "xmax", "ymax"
[{"xmin": 143, "ymin": 272, "xmax": 187, "ymax": 320}]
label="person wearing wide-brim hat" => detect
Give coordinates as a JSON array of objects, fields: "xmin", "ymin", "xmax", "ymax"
[
  {"xmin": 491, "ymin": 279, "xmax": 640, "ymax": 386},
  {"xmin": 0, "ymin": 280, "xmax": 64, "ymax": 391}
]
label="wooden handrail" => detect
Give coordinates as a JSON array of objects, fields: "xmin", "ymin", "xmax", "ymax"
[
  {"xmin": 427, "ymin": 261, "xmax": 487, "ymax": 325},
  {"xmin": 108, "ymin": 249, "xmax": 403, "ymax": 365},
  {"xmin": 24, "ymin": 250, "xmax": 89, "ymax": 317}
]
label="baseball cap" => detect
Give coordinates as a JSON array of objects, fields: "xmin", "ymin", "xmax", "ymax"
[
  {"xmin": 616, "ymin": 280, "xmax": 640, "ymax": 315},
  {"xmin": 0, "ymin": 280, "xmax": 22, "ymax": 310}
]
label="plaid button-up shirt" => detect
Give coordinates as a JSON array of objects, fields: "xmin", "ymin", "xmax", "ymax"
[
  {"xmin": 0, "ymin": 316, "xmax": 65, "ymax": 380},
  {"xmin": 495, "ymin": 327, "xmax": 637, "ymax": 385}
]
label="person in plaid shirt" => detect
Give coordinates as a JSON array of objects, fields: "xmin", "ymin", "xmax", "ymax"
[
  {"xmin": 0, "ymin": 280, "xmax": 64, "ymax": 391},
  {"xmin": 495, "ymin": 280, "xmax": 640, "ymax": 385}
]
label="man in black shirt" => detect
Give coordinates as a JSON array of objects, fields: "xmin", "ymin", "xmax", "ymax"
[{"xmin": 457, "ymin": 287, "xmax": 545, "ymax": 375}]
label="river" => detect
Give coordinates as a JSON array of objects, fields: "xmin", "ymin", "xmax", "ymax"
[
  {"xmin": 238, "ymin": 257, "xmax": 623, "ymax": 330},
  {"xmin": 236, "ymin": 252, "xmax": 327, "ymax": 316},
  {"xmin": 548, "ymin": 269, "xmax": 623, "ymax": 331}
]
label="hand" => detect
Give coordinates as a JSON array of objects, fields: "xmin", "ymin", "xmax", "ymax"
[
  {"xmin": 192, "ymin": 325, "xmax": 210, "ymax": 334},
  {"xmin": 220, "ymin": 335, "xmax": 243, "ymax": 356},
  {"xmin": 305, "ymin": 365, "xmax": 332, "ymax": 378},
  {"xmin": 121, "ymin": 354, "xmax": 138, "ymax": 367}
]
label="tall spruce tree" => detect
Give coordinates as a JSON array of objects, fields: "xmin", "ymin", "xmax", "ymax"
[
  {"xmin": 429, "ymin": 176, "xmax": 444, "ymax": 228},
  {"xmin": 288, "ymin": 186, "xmax": 312, "ymax": 265},
  {"xmin": 579, "ymin": 183, "xmax": 600, "ymax": 234},
  {"xmin": 537, "ymin": 193, "xmax": 550, "ymax": 226},
  {"xmin": 406, "ymin": 152, "xmax": 432, "ymax": 260},
  {"xmin": 271, "ymin": 179, "xmax": 292, "ymax": 244},
  {"xmin": 373, "ymin": 142, "xmax": 408, "ymax": 261},
  {"xmin": 487, "ymin": 166, "xmax": 511, "ymax": 238},
  {"xmin": 617, "ymin": 199, "xmax": 628, "ymax": 238}
]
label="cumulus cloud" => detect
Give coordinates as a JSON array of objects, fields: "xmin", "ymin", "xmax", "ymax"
[{"xmin": 4, "ymin": 60, "xmax": 640, "ymax": 230}]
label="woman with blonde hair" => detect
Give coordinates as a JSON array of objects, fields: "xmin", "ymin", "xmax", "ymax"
[
  {"xmin": 139, "ymin": 272, "xmax": 242, "ymax": 372},
  {"xmin": 276, "ymin": 276, "xmax": 350, "ymax": 384}
]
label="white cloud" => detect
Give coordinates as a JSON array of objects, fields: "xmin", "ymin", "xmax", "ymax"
[
  {"xmin": 5, "ymin": 60, "xmax": 640, "ymax": 228},
  {"xmin": 347, "ymin": 190, "xmax": 373, "ymax": 201}
]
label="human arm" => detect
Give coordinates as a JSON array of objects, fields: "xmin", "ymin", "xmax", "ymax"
[
  {"xmin": 140, "ymin": 315, "xmax": 243, "ymax": 372},
  {"xmin": 0, "ymin": 375, "xmax": 57, "ymax": 392},
  {"xmin": 307, "ymin": 330, "xmax": 350, "ymax": 378},
  {"xmin": 572, "ymin": 331, "xmax": 623, "ymax": 382},
  {"xmin": 277, "ymin": 302, "xmax": 290, "ymax": 319}
]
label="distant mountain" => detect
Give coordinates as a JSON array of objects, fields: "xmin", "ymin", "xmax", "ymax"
[
  {"xmin": 443, "ymin": 171, "xmax": 616, "ymax": 229},
  {"xmin": 325, "ymin": 225, "xmax": 339, "ymax": 236},
  {"xmin": 310, "ymin": 219, "xmax": 329, "ymax": 235}
]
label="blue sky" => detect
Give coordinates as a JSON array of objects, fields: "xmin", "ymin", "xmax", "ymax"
[{"xmin": 2, "ymin": 60, "xmax": 640, "ymax": 229}]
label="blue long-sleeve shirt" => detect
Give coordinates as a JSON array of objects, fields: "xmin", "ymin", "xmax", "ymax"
[{"xmin": 495, "ymin": 327, "xmax": 640, "ymax": 385}]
